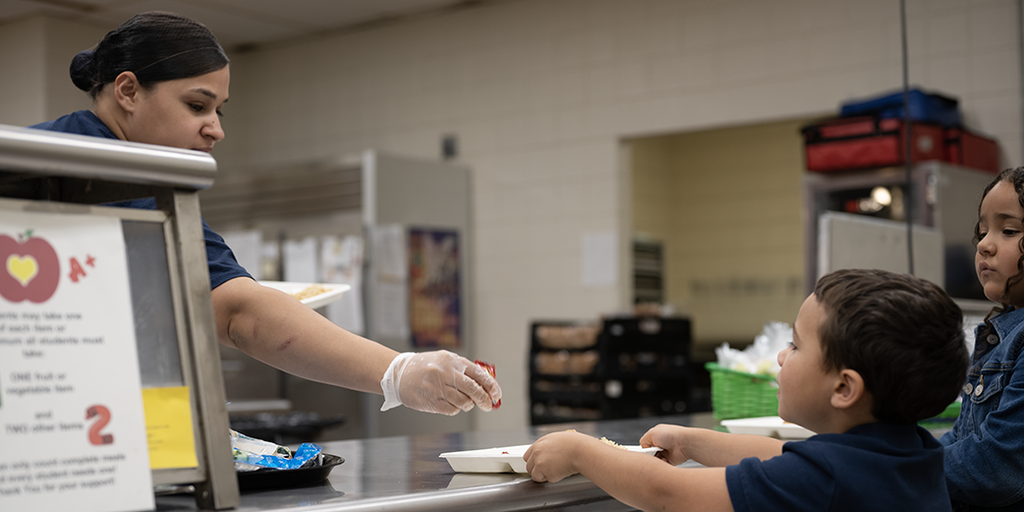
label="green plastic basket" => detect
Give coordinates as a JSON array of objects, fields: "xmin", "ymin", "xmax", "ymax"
[
  {"xmin": 920, "ymin": 400, "xmax": 961, "ymax": 427},
  {"xmin": 705, "ymin": 362, "xmax": 779, "ymax": 420},
  {"xmin": 706, "ymin": 362, "xmax": 963, "ymax": 425}
]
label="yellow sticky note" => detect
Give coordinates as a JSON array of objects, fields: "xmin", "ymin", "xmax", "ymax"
[{"xmin": 142, "ymin": 386, "xmax": 199, "ymax": 469}]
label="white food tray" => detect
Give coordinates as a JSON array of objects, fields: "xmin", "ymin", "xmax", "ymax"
[
  {"xmin": 260, "ymin": 281, "xmax": 350, "ymax": 310},
  {"xmin": 440, "ymin": 444, "xmax": 661, "ymax": 473},
  {"xmin": 720, "ymin": 416, "xmax": 814, "ymax": 439}
]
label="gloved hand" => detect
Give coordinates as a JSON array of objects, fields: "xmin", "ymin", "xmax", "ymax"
[{"xmin": 380, "ymin": 350, "xmax": 502, "ymax": 415}]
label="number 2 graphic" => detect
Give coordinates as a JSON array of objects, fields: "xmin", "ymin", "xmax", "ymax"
[{"xmin": 86, "ymin": 405, "xmax": 113, "ymax": 445}]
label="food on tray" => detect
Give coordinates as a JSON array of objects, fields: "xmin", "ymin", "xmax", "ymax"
[
  {"xmin": 600, "ymin": 437, "xmax": 628, "ymax": 450},
  {"xmin": 474, "ymin": 359, "xmax": 501, "ymax": 408},
  {"xmin": 289, "ymin": 284, "xmax": 331, "ymax": 301},
  {"xmin": 566, "ymin": 430, "xmax": 627, "ymax": 449}
]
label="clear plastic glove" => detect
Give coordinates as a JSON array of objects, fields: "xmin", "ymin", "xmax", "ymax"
[{"xmin": 380, "ymin": 350, "xmax": 502, "ymax": 415}]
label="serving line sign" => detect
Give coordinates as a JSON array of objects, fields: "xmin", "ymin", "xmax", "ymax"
[{"xmin": 0, "ymin": 209, "xmax": 153, "ymax": 512}]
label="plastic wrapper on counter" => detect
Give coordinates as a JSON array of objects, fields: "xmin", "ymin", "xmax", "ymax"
[
  {"xmin": 230, "ymin": 429, "xmax": 323, "ymax": 472},
  {"xmin": 715, "ymin": 321, "xmax": 791, "ymax": 377}
]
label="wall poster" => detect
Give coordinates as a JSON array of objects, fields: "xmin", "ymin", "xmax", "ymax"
[
  {"xmin": 408, "ymin": 228, "xmax": 461, "ymax": 348},
  {"xmin": 0, "ymin": 209, "xmax": 154, "ymax": 511}
]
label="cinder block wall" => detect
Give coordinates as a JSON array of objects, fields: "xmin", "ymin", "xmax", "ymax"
[
  {"xmin": 221, "ymin": 0, "xmax": 1019, "ymax": 432},
  {"xmin": 5, "ymin": 0, "xmax": 1018, "ymax": 433},
  {"xmin": 631, "ymin": 118, "xmax": 810, "ymax": 360}
]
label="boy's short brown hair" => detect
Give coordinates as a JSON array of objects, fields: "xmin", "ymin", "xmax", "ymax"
[{"xmin": 813, "ymin": 269, "xmax": 969, "ymax": 424}]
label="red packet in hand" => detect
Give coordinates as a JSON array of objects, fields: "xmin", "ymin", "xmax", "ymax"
[{"xmin": 474, "ymin": 359, "xmax": 501, "ymax": 409}]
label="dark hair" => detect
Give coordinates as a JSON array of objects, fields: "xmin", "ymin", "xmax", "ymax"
[
  {"xmin": 70, "ymin": 11, "xmax": 229, "ymax": 98},
  {"xmin": 813, "ymin": 269, "xmax": 968, "ymax": 424},
  {"xmin": 974, "ymin": 167, "xmax": 1024, "ymax": 330}
]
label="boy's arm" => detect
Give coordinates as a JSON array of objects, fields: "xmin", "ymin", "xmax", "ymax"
[
  {"xmin": 525, "ymin": 431, "xmax": 734, "ymax": 512},
  {"xmin": 641, "ymin": 424, "xmax": 785, "ymax": 467}
]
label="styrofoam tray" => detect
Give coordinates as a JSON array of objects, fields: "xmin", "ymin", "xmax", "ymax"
[
  {"xmin": 260, "ymin": 281, "xmax": 350, "ymax": 310},
  {"xmin": 720, "ymin": 416, "xmax": 815, "ymax": 439},
  {"xmin": 440, "ymin": 444, "xmax": 662, "ymax": 473}
]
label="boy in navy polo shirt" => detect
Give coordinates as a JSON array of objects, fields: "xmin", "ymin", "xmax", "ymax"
[{"xmin": 525, "ymin": 269, "xmax": 969, "ymax": 512}]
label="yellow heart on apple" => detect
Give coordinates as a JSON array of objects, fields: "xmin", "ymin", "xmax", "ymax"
[{"xmin": 7, "ymin": 254, "xmax": 38, "ymax": 286}]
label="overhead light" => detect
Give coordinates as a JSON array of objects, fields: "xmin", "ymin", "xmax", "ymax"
[{"xmin": 871, "ymin": 186, "xmax": 892, "ymax": 206}]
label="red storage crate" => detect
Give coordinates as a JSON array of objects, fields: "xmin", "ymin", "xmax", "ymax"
[
  {"xmin": 944, "ymin": 127, "xmax": 1000, "ymax": 174},
  {"xmin": 802, "ymin": 116, "xmax": 945, "ymax": 173}
]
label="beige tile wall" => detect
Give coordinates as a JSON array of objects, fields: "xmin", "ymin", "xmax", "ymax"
[
  {"xmin": 630, "ymin": 119, "xmax": 810, "ymax": 359},
  {"xmin": 4, "ymin": 0, "xmax": 1020, "ymax": 433},
  {"xmin": 218, "ymin": 0, "xmax": 1021, "ymax": 432},
  {"xmin": 0, "ymin": 17, "xmax": 47, "ymax": 126},
  {"xmin": 0, "ymin": 17, "xmax": 102, "ymax": 126}
]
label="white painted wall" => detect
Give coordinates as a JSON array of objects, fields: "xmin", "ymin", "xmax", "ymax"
[{"xmin": 3, "ymin": 0, "xmax": 1019, "ymax": 433}]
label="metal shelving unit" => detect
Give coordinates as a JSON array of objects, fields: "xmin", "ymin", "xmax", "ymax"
[
  {"xmin": 529, "ymin": 317, "xmax": 691, "ymax": 425},
  {"xmin": 632, "ymin": 239, "xmax": 664, "ymax": 304}
]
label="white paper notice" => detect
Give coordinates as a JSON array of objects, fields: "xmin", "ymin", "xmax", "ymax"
[
  {"xmin": 0, "ymin": 210, "xmax": 154, "ymax": 511},
  {"xmin": 220, "ymin": 229, "xmax": 262, "ymax": 279},
  {"xmin": 283, "ymin": 237, "xmax": 318, "ymax": 283},
  {"xmin": 581, "ymin": 231, "xmax": 618, "ymax": 287},
  {"xmin": 370, "ymin": 225, "xmax": 408, "ymax": 340},
  {"xmin": 321, "ymin": 235, "xmax": 364, "ymax": 335}
]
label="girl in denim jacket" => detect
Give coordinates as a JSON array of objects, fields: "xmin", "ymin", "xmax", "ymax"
[{"xmin": 941, "ymin": 166, "xmax": 1024, "ymax": 511}]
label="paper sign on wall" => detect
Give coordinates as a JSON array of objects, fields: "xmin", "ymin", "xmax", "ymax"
[
  {"xmin": 370, "ymin": 225, "xmax": 409, "ymax": 340},
  {"xmin": 0, "ymin": 210, "xmax": 154, "ymax": 512},
  {"xmin": 322, "ymin": 235, "xmax": 365, "ymax": 335},
  {"xmin": 582, "ymin": 231, "xmax": 618, "ymax": 287}
]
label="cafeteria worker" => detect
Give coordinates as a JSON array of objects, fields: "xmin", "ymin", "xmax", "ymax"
[{"xmin": 30, "ymin": 11, "xmax": 502, "ymax": 416}]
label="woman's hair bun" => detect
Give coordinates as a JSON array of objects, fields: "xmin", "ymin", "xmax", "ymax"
[
  {"xmin": 70, "ymin": 49, "xmax": 98, "ymax": 92},
  {"xmin": 71, "ymin": 13, "xmax": 228, "ymax": 99}
]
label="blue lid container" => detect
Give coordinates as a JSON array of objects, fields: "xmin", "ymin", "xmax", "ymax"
[{"xmin": 840, "ymin": 88, "xmax": 961, "ymax": 127}]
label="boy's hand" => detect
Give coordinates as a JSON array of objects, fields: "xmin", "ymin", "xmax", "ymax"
[
  {"xmin": 524, "ymin": 431, "xmax": 586, "ymax": 483},
  {"xmin": 640, "ymin": 424, "xmax": 691, "ymax": 466}
]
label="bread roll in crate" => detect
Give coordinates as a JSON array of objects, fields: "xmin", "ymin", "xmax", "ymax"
[{"xmin": 534, "ymin": 324, "xmax": 600, "ymax": 349}]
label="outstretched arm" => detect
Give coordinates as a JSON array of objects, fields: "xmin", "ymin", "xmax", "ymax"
[
  {"xmin": 211, "ymin": 276, "xmax": 501, "ymax": 414},
  {"xmin": 640, "ymin": 424, "xmax": 784, "ymax": 468},
  {"xmin": 525, "ymin": 431, "xmax": 734, "ymax": 512}
]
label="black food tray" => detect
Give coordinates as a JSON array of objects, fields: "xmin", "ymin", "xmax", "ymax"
[{"xmin": 237, "ymin": 453, "xmax": 345, "ymax": 491}]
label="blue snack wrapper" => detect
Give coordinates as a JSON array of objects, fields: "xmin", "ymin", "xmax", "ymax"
[{"xmin": 230, "ymin": 429, "xmax": 323, "ymax": 471}]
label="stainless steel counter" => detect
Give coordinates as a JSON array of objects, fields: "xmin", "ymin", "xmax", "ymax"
[{"xmin": 153, "ymin": 413, "xmax": 717, "ymax": 512}]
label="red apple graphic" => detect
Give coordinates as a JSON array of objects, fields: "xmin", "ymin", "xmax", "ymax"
[{"xmin": 0, "ymin": 231, "xmax": 60, "ymax": 303}]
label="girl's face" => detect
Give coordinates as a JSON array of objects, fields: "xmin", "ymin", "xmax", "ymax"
[
  {"xmin": 976, "ymin": 180, "xmax": 1024, "ymax": 307},
  {"xmin": 125, "ymin": 66, "xmax": 229, "ymax": 152}
]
